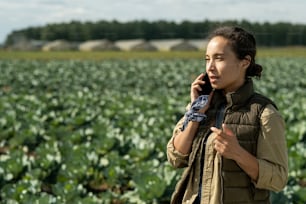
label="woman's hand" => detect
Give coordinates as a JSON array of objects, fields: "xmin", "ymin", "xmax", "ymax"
[
  {"xmin": 211, "ymin": 124, "xmax": 259, "ymax": 181},
  {"xmin": 190, "ymin": 73, "xmax": 206, "ymax": 103},
  {"xmin": 211, "ymin": 124, "xmax": 242, "ymax": 160},
  {"xmin": 190, "ymin": 73, "xmax": 213, "ymax": 113}
]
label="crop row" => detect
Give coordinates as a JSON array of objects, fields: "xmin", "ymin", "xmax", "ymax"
[{"xmin": 0, "ymin": 58, "xmax": 305, "ymax": 203}]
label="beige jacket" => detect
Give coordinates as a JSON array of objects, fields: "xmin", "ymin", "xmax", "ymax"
[{"xmin": 167, "ymin": 104, "xmax": 288, "ymax": 204}]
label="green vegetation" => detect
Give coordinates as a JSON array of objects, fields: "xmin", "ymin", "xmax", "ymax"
[{"xmin": 0, "ymin": 57, "xmax": 305, "ymax": 203}]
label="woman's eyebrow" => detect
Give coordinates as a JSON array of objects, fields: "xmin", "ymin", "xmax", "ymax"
[{"xmin": 214, "ymin": 53, "xmax": 225, "ymax": 57}]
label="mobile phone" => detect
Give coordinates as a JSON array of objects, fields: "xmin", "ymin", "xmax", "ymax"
[{"xmin": 199, "ymin": 73, "xmax": 212, "ymax": 95}]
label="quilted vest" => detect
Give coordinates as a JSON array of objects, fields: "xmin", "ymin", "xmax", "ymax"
[{"xmin": 213, "ymin": 80, "xmax": 276, "ymax": 204}]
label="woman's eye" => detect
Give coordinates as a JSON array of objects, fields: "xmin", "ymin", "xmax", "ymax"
[{"xmin": 216, "ymin": 57, "xmax": 223, "ymax": 61}]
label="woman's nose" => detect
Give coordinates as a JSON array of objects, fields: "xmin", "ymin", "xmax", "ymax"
[{"xmin": 206, "ymin": 60, "xmax": 215, "ymax": 71}]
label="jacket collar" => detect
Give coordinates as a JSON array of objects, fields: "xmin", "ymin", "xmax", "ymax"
[{"xmin": 212, "ymin": 78, "xmax": 255, "ymax": 111}]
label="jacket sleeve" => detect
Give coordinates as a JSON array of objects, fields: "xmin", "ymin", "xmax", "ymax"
[
  {"xmin": 166, "ymin": 116, "xmax": 190, "ymax": 168},
  {"xmin": 253, "ymin": 104, "xmax": 288, "ymax": 192}
]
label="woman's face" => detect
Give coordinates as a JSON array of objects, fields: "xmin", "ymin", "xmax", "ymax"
[{"xmin": 205, "ymin": 36, "xmax": 249, "ymax": 93}]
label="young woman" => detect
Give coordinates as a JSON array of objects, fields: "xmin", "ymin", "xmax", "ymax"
[{"xmin": 167, "ymin": 26, "xmax": 288, "ymax": 204}]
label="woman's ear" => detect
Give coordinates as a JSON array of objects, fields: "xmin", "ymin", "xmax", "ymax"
[{"xmin": 241, "ymin": 55, "xmax": 251, "ymax": 69}]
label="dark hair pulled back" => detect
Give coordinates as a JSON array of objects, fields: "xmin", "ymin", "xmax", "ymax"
[{"xmin": 208, "ymin": 26, "xmax": 262, "ymax": 78}]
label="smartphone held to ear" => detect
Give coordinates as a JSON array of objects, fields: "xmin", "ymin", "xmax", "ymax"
[{"xmin": 199, "ymin": 73, "xmax": 212, "ymax": 95}]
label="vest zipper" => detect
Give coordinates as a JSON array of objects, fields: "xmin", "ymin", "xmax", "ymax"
[{"xmin": 216, "ymin": 105, "xmax": 226, "ymax": 204}]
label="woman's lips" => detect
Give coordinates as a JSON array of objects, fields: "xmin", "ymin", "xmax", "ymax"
[{"xmin": 209, "ymin": 76, "xmax": 218, "ymax": 83}]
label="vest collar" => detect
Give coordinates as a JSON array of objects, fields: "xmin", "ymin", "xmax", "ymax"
[
  {"xmin": 226, "ymin": 78, "xmax": 255, "ymax": 110},
  {"xmin": 213, "ymin": 78, "xmax": 255, "ymax": 110}
]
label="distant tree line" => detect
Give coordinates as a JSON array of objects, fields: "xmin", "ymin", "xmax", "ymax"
[{"xmin": 5, "ymin": 19, "xmax": 306, "ymax": 46}]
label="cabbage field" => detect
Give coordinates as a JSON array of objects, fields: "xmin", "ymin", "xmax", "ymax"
[{"xmin": 0, "ymin": 57, "xmax": 305, "ymax": 203}]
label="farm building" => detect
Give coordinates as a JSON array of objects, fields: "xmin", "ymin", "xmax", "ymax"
[
  {"xmin": 9, "ymin": 39, "xmax": 46, "ymax": 51},
  {"xmin": 150, "ymin": 39, "xmax": 183, "ymax": 51},
  {"xmin": 131, "ymin": 42, "xmax": 157, "ymax": 51},
  {"xmin": 79, "ymin": 39, "xmax": 119, "ymax": 51},
  {"xmin": 114, "ymin": 39, "xmax": 157, "ymax": 51},
  {"xmin": 42, "ymin": 40, "xmax": 77, "ymax": 51},
  {"xmin": 170, "ymin": 40, "xmax": 198, "ymax": 51},
  {"xmin": 188, "ymin": 39, "xmax": 208, "ymax": 51}
]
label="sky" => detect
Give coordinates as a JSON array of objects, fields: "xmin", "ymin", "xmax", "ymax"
[{"xmin": 1, "ymin": 0, "xmax": 306, "ymax": 44}]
